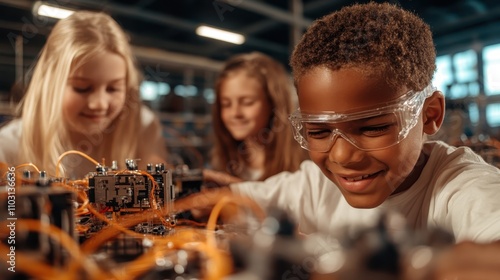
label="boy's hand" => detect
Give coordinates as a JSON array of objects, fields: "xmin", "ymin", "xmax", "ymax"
[
  {"xmin": 432, "ymin": 240, "xmax": 500, "ymax": 280},
  {"xmin": 202, "ymin": 169, "xmax": 243, "ymax": 187},
  {"xmin": 174, "ymin": 186, "xmax": 233, "ymax": 221}
]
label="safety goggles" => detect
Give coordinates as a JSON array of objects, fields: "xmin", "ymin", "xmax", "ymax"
[{"xmin": 289, "ymin": 84, "xmax": 436, "ymax": 152}]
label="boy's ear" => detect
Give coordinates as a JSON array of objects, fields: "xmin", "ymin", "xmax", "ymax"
[{"xmin": 422, "ymin": 91, "xmax": 445, "ymax": 135}]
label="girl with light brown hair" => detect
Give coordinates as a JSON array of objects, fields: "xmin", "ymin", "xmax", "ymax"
[{"xmin": 209, "ymin": 52, "xmax": 307, "ymax": 182}]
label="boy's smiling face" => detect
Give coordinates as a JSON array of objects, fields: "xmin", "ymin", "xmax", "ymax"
[{"xmin": 297, "ymin": 67, "xmax": 428, "ymax": 208}]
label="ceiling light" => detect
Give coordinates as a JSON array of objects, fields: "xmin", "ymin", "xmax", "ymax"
[
  {"xmin": 33, "ymin": 1, "xmax": 75, "ymax": 19},
  {"xmin": 196, "ymin": 25, "xmax": 245, "ymax": 45}
]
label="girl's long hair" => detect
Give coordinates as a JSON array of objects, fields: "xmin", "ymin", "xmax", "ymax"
[{"xmin": 211, "ymin": 52, "xmax": 307, "ymax": 180}]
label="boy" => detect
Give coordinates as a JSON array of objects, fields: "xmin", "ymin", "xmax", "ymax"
[
  {"xmin": 200, "ymin": 2, "xmax": 500, "ymax": 278},
  {"xmin": 223, "ymin": 0, "xmax": 500, "ymax": 240}
]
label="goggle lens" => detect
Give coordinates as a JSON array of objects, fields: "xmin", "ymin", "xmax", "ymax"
[{"xmin": 289, "ymin": 85, "xmax": 436, "ymax": 152}]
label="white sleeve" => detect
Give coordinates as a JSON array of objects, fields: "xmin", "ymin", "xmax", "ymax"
[
  {"xmin": 230, "ymin": 160, "xmax": 381, "ymax": 235},
  {"xmin": 0, "ymin": 120, "xmax": 21, "ymax": 165},
  {"xmin": 435, "ymin": 164, "xmax": 500, "ymax": 242},
  {"xmin": 230, "ymin": 160, "xmax": 319, "ymax": 225},
  {"xmin": 424, "ymin": 143, "xmax": 500, "ymax": 243}
]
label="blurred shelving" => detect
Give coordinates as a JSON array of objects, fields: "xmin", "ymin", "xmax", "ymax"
[{"xmin": 157, "ymin": 111, "xmax": 213, "ymax": 168}]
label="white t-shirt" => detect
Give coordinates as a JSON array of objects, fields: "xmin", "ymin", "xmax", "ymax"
[
  {"xmin": 231, "ymin": 141, "xmax": 500, "ymax": 243},
  {"xmin": 0, "ymin": 105, "xmax": 166, "ymax": 178},
  {"xmin": 0, "ymin": 117, "xmax": 20, "ymax": 166},
  {"xmin": 240, "ymin": 167, "xmax": 264, "ymax": 181}
]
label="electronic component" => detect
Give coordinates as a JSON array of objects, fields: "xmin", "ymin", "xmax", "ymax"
[
  {"xmin": 84, "ymin": 161, "xmax": 203, "ymax": 237},
  {"xmin": 172, "ymin": 164, "xmax": 203, "ymax": 199},
  {"xmin": 0, "ymin": 182, "xmax": 75, "ymax": 280},
  {"xmin": 88, "ymin": 163, "xmax": 173, "ymax": 211},
  {"xmin": 87, "ymin": 162, "xmax": 203, "ymax": 212}
]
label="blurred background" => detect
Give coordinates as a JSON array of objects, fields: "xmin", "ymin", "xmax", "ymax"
[{"xmin": 1, "ymin": 0, "xmax": 499, "ymax": 167}]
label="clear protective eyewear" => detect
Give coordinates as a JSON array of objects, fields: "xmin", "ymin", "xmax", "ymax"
[{"xmin": 289, "ymin": 84, "xmax": 436, "ymax": 152}]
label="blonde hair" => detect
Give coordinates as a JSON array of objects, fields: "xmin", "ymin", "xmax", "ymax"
[
  {"xmin": 18, "ymin": 11, "xmax": 141, "ymax": 175},
  {"xmin": 211, "ymin": 52, "xmax": 307, "ymax": 180}
]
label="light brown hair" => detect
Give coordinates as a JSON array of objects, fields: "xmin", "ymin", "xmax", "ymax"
[{"xmin": 211, "ymin": 52, "xmax": 307, "ymax": 180}]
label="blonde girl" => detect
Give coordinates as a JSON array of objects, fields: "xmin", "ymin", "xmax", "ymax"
[{"xmin": 0, "ymin": 11, "xmax": 167, "ymax": 178}]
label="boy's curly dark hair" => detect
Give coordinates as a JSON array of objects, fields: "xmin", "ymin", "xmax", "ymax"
[{"xmin": 290, "ymin": 2, "xmax": 436, "ymax": 91}]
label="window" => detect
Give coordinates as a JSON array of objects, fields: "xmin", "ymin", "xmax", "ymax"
[
  {"xmin": 486, "ymin": 104, "xmax": 500, "ymax": 127},
  {"xmin": 203, "ymin": 88, "xmax": 215, "ymax": 104},
  {"xmin": 453, "ymin": 49, "xmax": 477, "ymax": 83},
  {"xmin": 140, "ymin": 81, "xmax": 170, "ymax": 101},
  {"xmin": 434, "ymin": 55, "xmax": 453, "ymax": 95},
  {"xmin": 483, "ymin": 43, "xmax": 500, "ymax": 96},
  {"xmin": 469, "ymin": 103, "xmax": 479, "ymax": 125},
  {"xmin": 174, "ymin": 85, "xmax": 198, "ymax": 97},
  {"xmin": 449, "ymin": 84, "xmax": 468, "ymax": 99},
  {"xmin": 435, "ymin": 43, "xmax": 500, "ymax": 137}
]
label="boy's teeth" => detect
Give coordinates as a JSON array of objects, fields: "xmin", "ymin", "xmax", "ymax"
[{"xmin": 345, "ymin": 174, "xmax": 371, "ymax": 182}]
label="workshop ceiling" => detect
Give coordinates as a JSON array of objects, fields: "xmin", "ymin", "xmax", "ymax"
[{"xmin": 1, "ymin": 0, "xmax": 500, "ymax": 95}]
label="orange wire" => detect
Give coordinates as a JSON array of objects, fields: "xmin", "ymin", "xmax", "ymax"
[
  {"xmin": 56, "ymin": 150, "xmax": 99, "ymax": 177},
  {"xmin": 15, "ymin": 162, "xmax": 41, "ymax": 173},
  {"xmin": 0, "ymin": 219, "xmax": 102, "ymax": 280},
  {"xmin": 2, "ymin": 151, "xmax": 268, "ymax": 280},
  {"xmin": 205, "ymin": 193, "xmax": 266, "ymax": 247},
  {"xmin": 0, "ymin": 243, "xmax": 62, "ymax": 280}
]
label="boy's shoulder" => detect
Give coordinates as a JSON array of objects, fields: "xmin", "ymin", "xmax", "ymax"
[
  {"xmin": 424, "ymin": 140, "xmax": 493, "ymax": 169},
  {"xmin": 422, "ymin": 141, "xmax": 500, "ymax": 242},
  {"xmin": 422, "ymin": 140, "xmax": 500, "ymax": 192}
]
